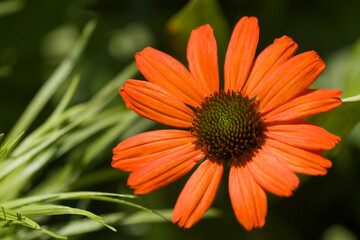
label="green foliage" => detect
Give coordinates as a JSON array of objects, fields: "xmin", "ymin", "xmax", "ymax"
[
  {"xmin": 0, "ymin": 205, "xmax": 67, "ymax": 239},
  {"xmin": 0, "ymin": 18, "xmax": 170, "ymax": 239}
]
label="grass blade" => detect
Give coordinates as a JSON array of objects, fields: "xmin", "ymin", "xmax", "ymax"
[
  {"xmin": 16, "ymin": 204, "xmax": 117, "ymax": 232},
  {"xmin": 0, "ymin": 205, "xmax": 67, "ymax": 239},
  {"xmin": 2, "ymin": 191, "xmax": 137, "ymax": 209},
  {"xmin": 6, "ymin": 20, "xmax": 96, "ymax": 143}
]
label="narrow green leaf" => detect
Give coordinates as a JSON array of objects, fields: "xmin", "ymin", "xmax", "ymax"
[
  {"xmin": 55, "ymin": 212, "xmax": 126, "ymax": 236},
  {"xmin": 2, "ymin": 191, "xmax": 167, "ymax": 227},
  {"xmin": 44, "ymin": 208, "xmax": 221, "ymax": 237},
  {"xmin": 0, "ymin": 148, "xmax": 56, "ymax": 201},
  {"xmin": 16, "ymin": 204, "xmax": 116, "ymax": 232},
  {"xmin": 0, "ymin": 134, "xmax": 6, "ymax": 160},
  {"xmin": 0, "ymin": 205, "xmax": 67, "ymax": 239},
  {"xmin": 91, "ymin": 61, "xmax": 138, "ymax": 104},
  {"xmin": 46, "ymin": 75, "xmax": 81, "ymax": 125},
  {"xmin": 0, "ymin": 206, "xmax": 40, "ymax": 229},
  {"xmin": 120, "ymin": 117, "xmax": 154, "ymax": 140},
  {"xmin": 2, "ymin": 192, "xmax": 136, "ymax": 209},
  {"xmin": 28, "ymin": 162, "xmax": 75, "ymax": 196},
  {"xmin": 7, "ymin": 61, "xmax": 137, "ymax": 160},
  {"xmin": 0, "ymin": 131, "xmax": 24, "ymax": 161},
  {"xmin": 342, "ymin": 94, "xmax": 360, "ymax": 102},
  {"xmin": 6, "ymin": 20, "xmax": 97, "ymax": 142},
  {"xmin": 81, "ymin": 111, "xmax": 138, "ymax": 165},
  {"xmin": 0, "ymin": 127, "xmax": 68, "ymax": 180},
  {"xmin": 38, "ymin": 228, "xmax": 68, "ymax": 240},
  {"xmin": 56, "ymin": 108, "xmax": 127, "ymax": 157}
]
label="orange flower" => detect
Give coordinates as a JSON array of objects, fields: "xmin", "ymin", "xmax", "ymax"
[{"xmin": 112, "ymin": 16, "xmax": 341, "ymax": 230}]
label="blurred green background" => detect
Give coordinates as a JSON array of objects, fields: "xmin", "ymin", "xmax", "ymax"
[{"xmin": 1, "ymin": 0, "xmax": 360, "ymax": 239}]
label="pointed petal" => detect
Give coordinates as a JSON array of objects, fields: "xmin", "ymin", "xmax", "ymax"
[
  {"xmin": 229, "ymin": 162, "xmax": 267, "ymax": 231},
  {"xmin": 187, "ymin": 24, "xmax": 219, "ymax": 95},
  {"xmin": 172, "ymin": 160, "xmax": 223, "ymax": 228},
  {"xmin": 112, "ymin": 130, "xmax": 196, "ymax": 171},
  {"xmin": 224, "ymin": 17, "xmax": 259, "ymax": 92},
  {"xmin": 264, "ymin": 119, "xmax": 340, "ymax": 150},
  {"xmin": 243, "ymin": 36, "xmax": 298, "ymax": 98},
  {"xmin": 247, "ymin": 148, "xmax": 300, "ymax": 197},
  {"xmin": 136, "ymin": 47, "xmax": 204, "ymax": 107},
  {"xmin": 257, "ymin": 51, "xmax": 325, "ymax": 112},
  {"xmin": 263, "ymin": 89, "xmax": 342, "ymax": 122},
  {"xmin": 265, "ymin": 138, "xmax": 332, "ymax": 175},
  {"xmin": 120, "ymin": 80, "xmax": 193, "ymax": 128},
  {"xmin": 128, "ymin": 143, "xmax": 204, "ymax": 194}
]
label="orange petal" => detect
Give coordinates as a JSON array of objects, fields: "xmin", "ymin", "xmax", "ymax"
[
  {"xmin": 265, "ymin": 138, "xmax": 332, "ymax": 175},
  {"xmin": 112, "ymin": 130, "xmax": 196, "ymax": 172},
  {"xmin": 128, "ymin": 143, "xmax": 204, "ymax": 194},
  {"xmin": 119, "ymin": 80, "xmax": 193, "ymax": 128},
  {"xmin": 247, "ymin": 148, "xmax": 300, "ymax": 197},
  {"xmin": 243, "ymin": 36, "xmax": 298, "ymax": 98},
  {"xmin": 263, "ymin": 89, "xmax": 342, "ymax": 122},
  {"xmin": 187, "ymin": 24, "xmax": 219, "ymax": 95},
  {"xmin": 224, "ymin": 17, "xmax": 259, "ymax": 92},
  {"xmin": 136, "ymin": 47, "xmax": 204, "ymax": 107},
  {"xmin": 172, "ymin": 160, "xmax": 223, "ymax": 228},
  {"xmin": 258, "ymin": 51, "xmax": 325, "ymax": 112},
  {"xmin": 264, "ymin": 119, "xmax": 340, "ymax": 150},
  {"xmin": 229, "ymin": 161, "xmax": 267, "ymax": 231}
]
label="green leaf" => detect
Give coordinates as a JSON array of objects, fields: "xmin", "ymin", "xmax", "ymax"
[
  {"xmin": 80, "ymin": 110, "xmax": 138, "ymax": 166},
  {"xmin": 0, "ymin": 127, "xmax": 69, "ymax": 181},
  {"xmin": 15, "ymin": 204, "xmax": 117, "ymax": 232},
  {"xmin": 47, "ymin": 208, "xmax": 221, "ymax": 237},
  {"xmin": 0, "ymin": 206, "xmax": 40, "ymax": 229},
  {"xmin": 0, "ymin": 132, "xmax": 24, "ymax": 161},
  {"xmin": 0, "ymin": 148, "xmax": 56, "ymax": 201},
  {"xmin": 91, "ymin": 61, "xmax": 138, "ymax": 105},
  {"xmin": 343, "ymin": 94, "xmax": 360, "ymax": 103},
  {"xmin": 0, "ymin": 61, "xmax": 139, "ymax": 198},
  {"xmin": 54, "ymin": 212, "xmax": 126, "ymax": 236},
  {"xmin": 2, "ymin": 191, "xmax": 136, "ymax": 209},
  {"xmin": 6, "ymin": 20, "xmax": 97, "ymax": 143},
  {"xmin": 0, "ymin": 205, "xmax": 67, "ymax": 239},
  {"xmin": 28, "ymin": 162, "xmax": 75, "ymax": 196},
  {"xmin": 56, "ymin": 108, "xmax": 132, "ymax": 158},
  {"xmin": 46, "ymin": 75, "xmax": 81, "ymax": 126}
]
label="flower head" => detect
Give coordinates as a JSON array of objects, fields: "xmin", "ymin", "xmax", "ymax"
[{"xmin": 112, "ymin": 16, "xmax": 341, "ymax": 230}]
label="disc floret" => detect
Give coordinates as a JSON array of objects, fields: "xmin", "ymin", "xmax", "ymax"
[{"xmin": 191, "ymin": 90, "xmax": 264, "ymax": 161}]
